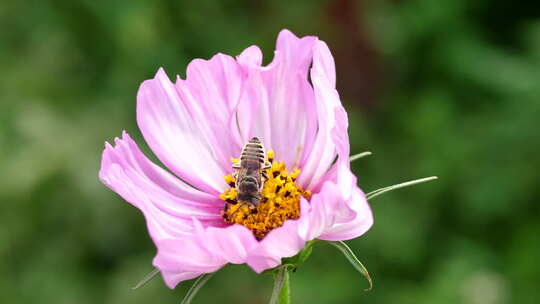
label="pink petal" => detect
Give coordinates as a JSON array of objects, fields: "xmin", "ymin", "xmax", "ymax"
[
  {"xmin": 153, "ymin": 236, "xmax": 225, "ymax": 288},
  {"xmin": 157, "ymin": 270, "xmax": 204, "ymax": 289},
  {"xmin": 137, "ymin": 67, "xmax": 239, "ymax": 195},
  {"xmin": 203, "ymin": 224, "xmax": 259, "ymax": 264},
  {"xmin": 295, "ymin": 75, "xmax": 339, "ymax": 189},
  {"xmin": 153, "ymin": 218, "xmax": 258, "ymax": 288},
  {"xmin": 234, "ymin": 69, "xmax": 273, "ymax": 150},
  {"xmin": 276, "ymin": 29, "xmax": 318, "ymax": 75},
  {"xmin": 246, "ymin": 201, "xmax": 310, "ymax": 273},
  {"xmin": 296, "ymin": 40, "xmax": 349, "ymax": 190},
  {"xmin": 175, "ymin": 54, "xmax": 245, "ymax": 166},
  {"xmin": 237, "ymin": 45, "xmax": 263, "ymax": 67},
  {"xmin": 234, "ymin": 30, "xmax": 318, "ymax": 169},
  {"xmin": 311, "ymin": 40, "xmax": 336, "ymax": 87},
  {"xmin": 99, "ymin": 132, "xmax": 224, "ymax": 242},
  {"xmin": 318, "ymin": 163, "xmax": 373, "ymax": 240},
  {"xmin": 298, "ymin": 182, "xmax": 356, "ymax": 241},
  {"xmin": 318, "ymin": 187, "xmax": 373, "ymax": 241}
]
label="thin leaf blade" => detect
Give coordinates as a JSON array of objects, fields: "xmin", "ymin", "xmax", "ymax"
[
  {"xmin": 366, "ymin": 176, "xmax": 438, "ymax": 200},
  {"xmin": 350, "ymin": 151, "xmax": 372, "ymax": 162},
  {"xmin": 132, "ymin": 268, "xmax": 160, "ymax": 290},
  {"xmin": 180, "ymin": 273, "xmax": 214, "ymax": 304},
  {"xmin": 328, "ymin": 241, "xmax": 373, "ymax": 291}
]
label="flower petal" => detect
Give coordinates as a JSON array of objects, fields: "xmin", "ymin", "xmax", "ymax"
[
  {"xmin": 298, "ymin": 182, "xmax": 357, "ymax": 241},
  {"xmin": 318, "ymin": 163, "xmax": 373, "ymax": 240},
  {"xmin": 99, "ymin": 131, "xmax": 224, "ymax": 242},
  {"xmin": 137, "ymin": 67, "xmax": 239, "ymax": 194},
  {"xmin": 175, "ymin": 54, "xmax": 245, "ymax": 167},
  {"xmin": 235, "ymin": 30, "xmax": 318, "ymax": 169},
  {"xmin": 153, "ymin": 236, "xmax": 225, "ymax": 288},
  {"xmin": 157, "ymin": 270, "xmax": 204, "ymax": 290},
  {"xmin": 246, "ymin": 201, "xmax": 310, "ymax": 273},
  {"xmin": 203, "ymin": 224, "xmax": 259, "ymax": 264},
  {"xmin": 318, "ymin": 187, "xmax": 373, "ymax": 241},
  {"xmin": 296, "ymin": 40, "xmax": 349, "ymax": 190},
  {"xmin": 237, "ymin": 45, "xmax": 263, "ymax": 67},
  {"xmin": 295, "ymin": 77, "xmax": 338, "ymax": 189},
  {"xmin": 276, "ymin": 29, "xmax": 318, "ymax": 75},
  {"xmin": 311, "ymin": 40, "xmax": 336, "ymax": 88},
  {"xmin": 152, "ymin": 218, "xmax": 258, "ymax": 288},
  {"xmin": 154, "ymin": 218, "xmax": 258, "ymax": 288}
]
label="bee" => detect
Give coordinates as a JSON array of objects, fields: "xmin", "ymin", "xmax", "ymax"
[{"xmin": 232, "ymin": 137, "xmax": 272, "ymax": 206}]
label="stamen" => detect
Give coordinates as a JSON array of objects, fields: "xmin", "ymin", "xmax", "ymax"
[{"xmin": 220, "ymin": 150, "xmax": 310, "ymax": 240}]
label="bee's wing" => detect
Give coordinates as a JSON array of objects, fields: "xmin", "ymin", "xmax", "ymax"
[{"xmin": 236, "ymin": 167, "xmax": 248, "ymax": 180}]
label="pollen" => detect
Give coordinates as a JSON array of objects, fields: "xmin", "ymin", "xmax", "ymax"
[{"xmin": 220, "ymin": 150, "xmax": 311, "ymax": 240}]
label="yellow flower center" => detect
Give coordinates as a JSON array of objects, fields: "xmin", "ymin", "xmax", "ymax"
[{"xmin": 219, "ymin": 150, "xmax": 311, "ymax": 240}]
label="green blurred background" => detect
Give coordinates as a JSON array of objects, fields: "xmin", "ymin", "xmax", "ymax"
[{"xmin": 1, "ymin": 0, "xmax": 539, "ymax": 303}]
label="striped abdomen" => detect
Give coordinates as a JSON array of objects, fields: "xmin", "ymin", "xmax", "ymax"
[{"xmin": 240, "ymin": 137, "xmax": 266, "ymax": 168}]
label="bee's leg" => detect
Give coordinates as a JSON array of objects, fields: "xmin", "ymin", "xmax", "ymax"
[
  {"xmin": 263, "ymin": 161, "xmax": 272, "ymax": 169},
  {"xmin": 252, "ymin": 193, "xmax": 263, "ymax": 205},
  {"xmin": 232, "ymin": 162, "xmax": 241, "ymax": 169},
  {"xmin": 248, "ymin": 204, "xmax": 258, "ymax": 214},
  {"xmin": 261, "ymin": 171, "xmax": 268, "ymax": 180},
  {"xmin": 232, "ymin": 172, "xmax": 238, "ymax": 180}
]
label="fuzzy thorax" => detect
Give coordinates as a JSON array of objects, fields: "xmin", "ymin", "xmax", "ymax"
[{"xmin": 220, "ymin": 150, "xmax": 311, "ymax": 240}]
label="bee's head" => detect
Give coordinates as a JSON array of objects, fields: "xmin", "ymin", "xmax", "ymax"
[{"xmin": 238, "ymin": 176, "xmax": 259, "ymax": 194}]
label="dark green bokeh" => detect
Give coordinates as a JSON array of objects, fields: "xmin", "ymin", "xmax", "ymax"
[{"xmin": 1, "ymin": 0, "xmax": 539, "ymax": 303}]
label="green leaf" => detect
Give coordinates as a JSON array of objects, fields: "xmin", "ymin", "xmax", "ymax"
[
  {"xmin": 295, "ymin": 243, "xmax": 313, "ymax": 265},
  {"xmin": 180, "ymin": 273, "xmax": 214, "ymax": 304},
  {"xmin": 349, "ymin": 151, "xmax": 372, "ymax": 162},
  {"xmin": 328, "ymin": 241, "xmax": 373, "ymax": 291},
  {"xmin": 131, "ymin": 268, "xmax": 160, "ymax": 290},
  {"xmin": 269, "ymin": 265, "xmax": 291, "ymax": 304},
  {"xmin": 366, "ymin": 176, "xmax": 438, "ymax": 200}
]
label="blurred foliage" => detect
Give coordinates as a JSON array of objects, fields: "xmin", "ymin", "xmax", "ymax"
[{"xmin": 1, "ymin": 0, "xmax": 539, "ymax": 303}]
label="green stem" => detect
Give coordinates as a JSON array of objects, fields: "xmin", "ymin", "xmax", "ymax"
[
  {"xmin": 270, "ymin": 265, "xmax": 291, "ymax": 304},
  {"xmin": 278, "ymin": 269, "xmax": 290, "ymax": 304}
]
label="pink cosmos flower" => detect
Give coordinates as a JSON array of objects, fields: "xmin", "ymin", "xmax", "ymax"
[{"xmin": 99, "ymin": 29, "xmax": 373, "ymax": 289}]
